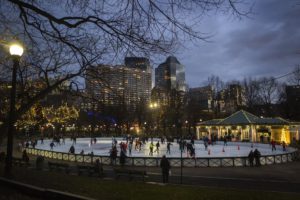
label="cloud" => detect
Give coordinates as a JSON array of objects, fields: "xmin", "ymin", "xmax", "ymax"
[{"xmin": 180, "ymin": 0, "xmax": 300, "ymax": 87}]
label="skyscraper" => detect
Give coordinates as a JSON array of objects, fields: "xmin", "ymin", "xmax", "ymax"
[
  {"xmin": 125, "ymin": 57, "xmax": 152, "ymax": 73},
  {"xmin": 155, "ymin": 56, "xmax": 186, "ymax": 92},
  {"xmin": 188, "ymin": 86, "xmax": 214, "ymax": 112},
  {"xmin": 85, "ymin": 64, "xmax": 152, "ymax": 109}
]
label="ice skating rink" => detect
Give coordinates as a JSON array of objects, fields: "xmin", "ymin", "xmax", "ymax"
[{"xmin": 34, "ymin": 137, "xmax": 293, "ymax": 158}]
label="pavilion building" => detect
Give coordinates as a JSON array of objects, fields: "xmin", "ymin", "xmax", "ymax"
[{"xmin": 196, "ymin": 110, "xmax": 300, "ymax": 144}]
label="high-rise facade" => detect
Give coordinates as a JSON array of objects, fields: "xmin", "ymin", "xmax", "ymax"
[
  {"xmin": 124, "ymin": 57, "xmax": 152, "ymax": 73},
  {"xmin": 188, "ymin": 86, "xmax": 214, "ymax": 112},
  {"xmin": 85, "ymin": 64, "xmax": 152, "ymax": 109},
  {"xmin": 155, "ymin": 56, "xmax": 186, "ymax": 92}
]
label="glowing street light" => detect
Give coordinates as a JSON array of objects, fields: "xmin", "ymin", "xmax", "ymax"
[
  {"xmin": 5, "ymin": 42, "xmax": 24, "ymax": 176},
  {"xmin": 9, "ymin": 44, "xmax": 24, "ymax": 57}
]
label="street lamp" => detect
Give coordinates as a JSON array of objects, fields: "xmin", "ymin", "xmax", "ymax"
[
  {"xmin": 149, "ymin": 102, "xmax": 159, "ymax": 136},
  {"xmin": 5, "ymin": 43, "xmax": 24, "ymax": 176}
]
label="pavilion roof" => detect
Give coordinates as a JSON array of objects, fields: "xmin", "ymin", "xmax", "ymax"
[
  {"xmin": 221, "ymin": 110, "xmax": 259, "ymax": 125},
  {"xmin": 198, "ymin": 110, "xmax": 290, "ymax": 126},
  {"xmin": 198, "ymin": 119, "xmax": 223, "ymax": 125},
  {"xmin": 255, "ymin": 117, "xmax": 289, "ymax": 125}
]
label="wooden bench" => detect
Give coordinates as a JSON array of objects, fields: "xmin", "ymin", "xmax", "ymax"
[
  {"xmin": 48, "ymin": 161, "xmax": 70, "ymax": 174},
  {"xmin": 77, "ymin": 164, "xmax": 103, "ymax": 177},
  {"xmin": 12, "ymin": 158, "xmax": 30, "ymax": 167},
  {"xmin": 114, "ymin": 168, "xmax": 147, "ymax": 181}
]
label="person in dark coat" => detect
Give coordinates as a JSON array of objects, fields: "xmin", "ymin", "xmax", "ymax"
[
  {"xmin": 160, "ymin": 155, "xmax": 170, "ymax": 183},
  {"xmin": 119, "ymin": 149, "xmax": 127, "ymax": 166},
  {"xmin": 110, "ymin": 146, "xmax": 118, "ymax": 165},
  {"xmin": 253, "ymin": 148, "xmax": 261, "ymax": 166},
  {"xmin": 22, "ymin": 149, "xmax": 29, "ymax": 163},
  {"xmin": 69, "ymin": 145, "xmax": 75, "ymax": 154},
  {"xmin": 248, "ymin": 150, "xmax": 254, "ymax": 167}
]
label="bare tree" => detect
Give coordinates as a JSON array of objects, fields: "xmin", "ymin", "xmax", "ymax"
[
  {"xmin": 289, "ymin": 65, "xmax": 300, "ymax": 85},
  {"xmin": 257, "ymin": 77, "xmax": 279, "ymax": 105},
  {"xmin": 0, "ymin": 0, "xmax": 250, "ymax": 137},
  {"xmin": 207, "ymin": 75, "xmax": 225, "ymax": 97},
  {"xmin": 243, "ymin": 77, "xmax": 260, "ymax": 108}
]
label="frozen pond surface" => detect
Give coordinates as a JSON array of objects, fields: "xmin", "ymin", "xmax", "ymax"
[{"xmin": 34, "ymin": 137, "xmax": 293, "ymax": 158}]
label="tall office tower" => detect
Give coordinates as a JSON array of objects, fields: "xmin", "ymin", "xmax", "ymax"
[
  {"xmin": 124, "ymin": 57, "xmax": 152, "ymax": 73},
  {"xmin": 155, "ymin": 56, "xmax": 186, "ymax": 92},
  {"xmin": 85, "ymin": 64, "xmax": 152, "ymax": 110},
  {"xmin": 188, "ymin": 86, "xmax": 214, "ymax": 112}
]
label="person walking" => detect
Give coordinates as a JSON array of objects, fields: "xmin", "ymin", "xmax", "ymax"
[
  {"xmin": 160, "ymin": 155, "xmax": 171, "ymax": 183},
  {"xmin": 248, "ymin": 150, "xmax": 254, "ymax": 167},
  {"xmin": 22, "ymin": 149, "xmax": 29, "ymax": 164},
  {"xmin": 253, "ymin": 148, "xmax": 261, "ymax": 166}
]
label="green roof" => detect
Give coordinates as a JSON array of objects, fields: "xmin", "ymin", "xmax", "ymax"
[
  {"xmin": 199, "ymin": 119, "xmax": 222, "ymax": 126},
  {"xmin": 255, "ymin": 117, "xmax": 289, "ymax": 125},
  {"xmin": 221, "ymin": 110, "xmax": 259, "ymax": 125},
  {"xmin": 198, "ymin": 110, "xmax": 290, "ymax": 126}
]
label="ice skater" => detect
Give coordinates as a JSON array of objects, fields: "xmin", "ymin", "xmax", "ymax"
[
  {"xmin": 271, "ymin": 140, "xmax": 276, "ymax": 151},
  {"xmin": 69, "ymin": 145, "xmax": 75, "ymax": 154},
  {"xmin": 128, "ymin": 141, "xmax": 133, "ymax": 156},
  {"xmin": 149, "ymin": 142, "xmax": 154, "ymax": 156},
  {"xmin": 166, "ymin": 142, "xmax": 172, "ymax": 154},
  {"xmin": 50, "ymin": 141, "xmax": 55, "ymax": 150},
  {"xmin": 223, "ymin": 137, "xmax": 227, "ymax": 146},
  {"xmin": 282, "ymin": 141, "xmax": 286, "ymax": 151},
  {"xmin": 155, "ymin": 141, "xmax": 160, "ymax": 154}
]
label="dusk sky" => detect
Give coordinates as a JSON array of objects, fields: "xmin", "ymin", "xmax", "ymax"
[{"xmin": 173, "ymin": 0, "xmax": 300, "ymax": 88}]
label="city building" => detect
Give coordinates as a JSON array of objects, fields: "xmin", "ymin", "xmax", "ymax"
[
  {"xmin": 124, "ymin": 57, "xmax": 151, "ymax": 73},
  {"xmin": 196, "ymin": 110, "xmax": 300, "ymax": 144},
  {"xmin": 188, "ymin": 85, "xmax": 214, "ymax": 112},
  {"xmin": 85, "ymin": 64, "xmax": 152, "ymax": 109},
  {"xmin": 286, "ymin": 85, "xmax": 300, "ymax": 121},
  {"xmin": 151, "ymin": 86, "xmax": 170, "ymax": 106},
  {"xmin": 155, "ymin": 56, "xmax": 186, "ymax": 92},
  {"xmin": 216, "ymin": 84, "xmax": 245, "ymax": 114}
]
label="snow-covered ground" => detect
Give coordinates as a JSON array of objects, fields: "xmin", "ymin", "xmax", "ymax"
[{"xmin": 34, "ymin": 137, "xmax": 294, "ymax": 158}]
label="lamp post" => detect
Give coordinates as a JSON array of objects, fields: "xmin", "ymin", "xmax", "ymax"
[
  {"xmin": 149, "ymin": 102, "xmax": 159, "ymax": 136},
  {"xmin": 179, "ymin": 119, "xmax": 183, "ymax": 184},
  {"xmin": 5, "ymin": 43, "xmax": 24, "ymax": 176}
]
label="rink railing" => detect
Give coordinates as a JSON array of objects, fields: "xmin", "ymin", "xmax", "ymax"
[{"xmin": 24, "ymin": 147, "xmax": 298, "ymax": 167}]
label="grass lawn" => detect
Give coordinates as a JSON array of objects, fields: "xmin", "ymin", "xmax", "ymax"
[
  {"xmin": 0, "ymin": 185, "xmax": 40, "ymax": 200},
  {"xmin": 0, "ymin": 164, "xmax": 299, "ymax": 200}
]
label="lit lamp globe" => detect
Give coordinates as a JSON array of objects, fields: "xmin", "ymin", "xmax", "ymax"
[{"xmin": 9, "ymin": 44, "xmax": 24, "ymax": 57}]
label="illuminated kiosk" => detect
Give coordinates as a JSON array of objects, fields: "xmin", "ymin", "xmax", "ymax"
[{"xmin": 196, "ymin": 110, "xmax": 300, "ymax": 144}]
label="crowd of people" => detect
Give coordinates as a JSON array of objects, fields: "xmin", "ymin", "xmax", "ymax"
[{"xmin": 6, "ymin": 133, "xmax": 296, "ymax": 186}]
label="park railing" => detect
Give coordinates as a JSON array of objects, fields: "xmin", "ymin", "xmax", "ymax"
[{"xmin": 24, "ymin": 147, "xmax": 298, "ymax": 168}]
